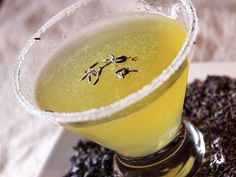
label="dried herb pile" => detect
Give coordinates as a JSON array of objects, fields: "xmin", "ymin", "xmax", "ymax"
[
  {"xmin": 63, "ymin": 141, "xmax": 114, "ymax": 177},
  {"xmin": 183, "ymin": 76, "xmax": 236, "ymax": 176},
  {"xmin": 64, "ymin": 76, "xmax": 236, "ymax": 177}
]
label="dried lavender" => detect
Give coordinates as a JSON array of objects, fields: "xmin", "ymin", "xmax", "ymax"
[
  {"xmin": 89, "ymin": 62, "xmax": 99, "ymax": 69},
  {"xmin": 44, "ymin": 109, "xmax": 54, "ymax": 113},
  {"xmin": 65, "ymin": 76, "xmax": 236, "ymax": 177},
  {"xmin": 183, "ymin": 76, "xmax": 236, "ymax": 177},
  {"xmin": 115, "ymin": 67, "xmax": 139, "ymax": 79},
  {"xmin": 34, "ymin": 37, "xmax": 41, "ymax": 40},
  {"xmin": 81, "ymin": 54, "xmax": 139, "ymax": 85},
  {"xmin": 63, "ymin": 140, "xmax": 115, "ymax": 177}
]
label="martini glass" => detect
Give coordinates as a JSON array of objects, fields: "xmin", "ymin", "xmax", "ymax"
[{"xmin": 14, "ymin": 0, "xmax": 204, "ymax": 176}]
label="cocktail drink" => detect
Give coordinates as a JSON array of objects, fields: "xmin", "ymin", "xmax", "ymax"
[
  {"xmin": 14, "ymin": 0, "xmax": 204, "ymax": 176},
  {"xmin": 36, "ymin": 14, "xmax": 188, "ymax": 157}
]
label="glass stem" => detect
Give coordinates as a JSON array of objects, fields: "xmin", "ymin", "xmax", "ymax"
[{"xmin": 114, "ymin": 120, "xmax": 205, "ymax": 177}]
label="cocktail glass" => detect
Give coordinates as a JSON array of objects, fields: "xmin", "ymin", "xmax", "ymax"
[{"xmin": 14, "ymin": 0, "xmax": 205, "ymax": 176}]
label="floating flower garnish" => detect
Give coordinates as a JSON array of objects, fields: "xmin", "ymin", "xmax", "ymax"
[{"xmin": 81, "ymin": 54, "xmax": 139, "ymax": 85}]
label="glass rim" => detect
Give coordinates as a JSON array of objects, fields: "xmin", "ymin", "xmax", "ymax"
[{"xmin": 13, "ymin": 0, "xmax": 198, "ymax": 124}]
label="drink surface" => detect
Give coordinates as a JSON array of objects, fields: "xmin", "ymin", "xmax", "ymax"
[
  {"xmin": 36, "ymin": 13, "xmax": 186, "ymax": 113},
  {"xmin": 35, "ymin": 13, "xmax": 188, "ymax": 157}
]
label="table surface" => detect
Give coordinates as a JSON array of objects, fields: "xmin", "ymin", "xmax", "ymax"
[{"xmin": 0, "ymin": 1, "xmax": 236, "ymax": 177}]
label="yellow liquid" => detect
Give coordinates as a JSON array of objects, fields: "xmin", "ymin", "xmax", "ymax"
[{"xmin": 36, "ymin": 13, "xmax": 188, "ymax": 157}]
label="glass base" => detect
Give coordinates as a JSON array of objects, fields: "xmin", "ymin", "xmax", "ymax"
[{"xmin": 114, "ymin": 121, "xmax": 205, "ymax": 177}]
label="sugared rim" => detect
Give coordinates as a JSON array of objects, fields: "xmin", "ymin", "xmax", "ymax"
[{"xmin": 13, "ymin": 0, "xmax": 198, "ymax": 124}]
